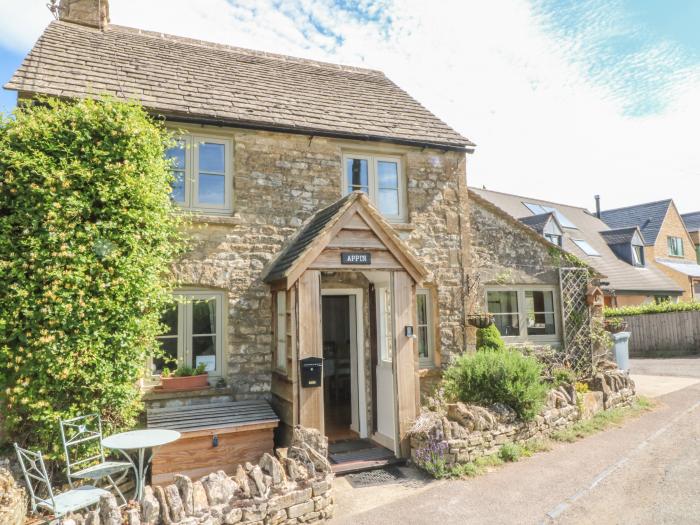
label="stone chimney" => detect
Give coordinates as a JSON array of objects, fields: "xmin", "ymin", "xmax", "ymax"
[{"xmin": 58, "ymin": 0, "xmax": 109, "ymax": 29}]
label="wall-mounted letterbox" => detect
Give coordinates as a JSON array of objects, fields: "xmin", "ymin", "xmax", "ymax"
[{"xmin": 300, "ymin": 357, "xmax": 323, "ymax": 388}]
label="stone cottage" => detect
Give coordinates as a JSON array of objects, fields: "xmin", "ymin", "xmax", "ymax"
[{"xmin": 5, "ymin": 0, "xmax": 476, "ymax": 460}]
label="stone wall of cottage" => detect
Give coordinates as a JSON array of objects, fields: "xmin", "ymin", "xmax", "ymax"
[{"xmin": 173, "ymin": 127, "xmax": 469, "ymax": 399}]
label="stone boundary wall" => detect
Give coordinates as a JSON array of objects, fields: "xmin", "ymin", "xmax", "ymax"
[
  {"xmin": 51, "ymin": 427, "xmax": 334, "ymax": 525},
  {"xmin": 0, "ymin": 464, "xmax": 26, "ymax": 525},
  {"xmin": 411, "ymin": 366, "xmax": 635, "ymax": 468}
]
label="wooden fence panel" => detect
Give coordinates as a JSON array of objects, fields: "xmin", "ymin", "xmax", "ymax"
[{"xmin": 622, "ymin": 311, "xmax": 700, "ymax": 357}]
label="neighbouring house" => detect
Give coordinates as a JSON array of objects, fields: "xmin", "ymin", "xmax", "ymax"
[
  {"xmin": 5, "ymin": 0, "xmax": 476, "ymax": 464},
  {"xmin": 601, "ymin": 199, "xmax": 700, "ymax": 302},
  {"xmin": 472, "ymin": 188, "xmax": 683, "ymax": 307},
  {"xmin": 681, "ymin": 211, "xmax": 700, "ymax": 266}
]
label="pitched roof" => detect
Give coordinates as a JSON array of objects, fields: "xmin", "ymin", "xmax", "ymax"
[
  {"xmin": 5, "ymin": 21, "xmax": 474, "ymax": 151},
  {"xmin": 657, "ymin": 259, "xmax": 700, "ymax": 278},
  {"xmin": 681, "ymin": 211, "xmax": 700, "ymax": 232},
  {"xmin": 263, "ymin": 191, "xmax": 429, "ymax": 286},
  {"xmin": 518, "ymin": 212, "xmax": 559, "ymax": 234},
  {"xmin": 471, "ymin": 188, "xmax": 683, "ymax": 295},
  {"xmin": 599, "ymin": 199, "xmax": 672, "ymax": 245},
  {"xmin": 599, "ymin": 227, "xmax": 643, "ymax": 246}
]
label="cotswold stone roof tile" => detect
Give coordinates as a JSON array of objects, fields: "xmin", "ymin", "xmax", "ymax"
[{"xmin": 6, "ymin": 21, "xmax": 473, "ymax": 150}]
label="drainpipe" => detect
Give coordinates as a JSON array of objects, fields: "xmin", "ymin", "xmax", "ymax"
[{"xmin": 595, "ymin": 195, "xmax": 601, "ymax": 219}]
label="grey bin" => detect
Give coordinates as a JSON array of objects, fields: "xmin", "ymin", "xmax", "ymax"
[{"xmin": 611, "ymin": 332, "xmax": 631, "ymax": 371}]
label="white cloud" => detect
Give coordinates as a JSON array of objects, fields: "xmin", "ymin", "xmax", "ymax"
[{"xmin": 1, "ymin": 0, "xmax": 699, "ymax": 212}]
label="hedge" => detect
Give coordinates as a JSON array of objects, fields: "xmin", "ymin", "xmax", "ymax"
[
  {"xmin": 604, "ymin": 301, "xmax": 700, "ymax": 318},
  {"xmin": 0, "ymin": 97, "xmax": 184, "ymax": 455}
]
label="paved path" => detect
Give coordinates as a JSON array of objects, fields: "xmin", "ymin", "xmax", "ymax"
[{"xmin": 332, "ymin": 360, "xmax": 700, "ymax": 525}]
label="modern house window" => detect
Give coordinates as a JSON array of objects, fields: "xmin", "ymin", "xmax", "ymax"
[
  {"xmin": 275, "ymin": 291, "xmax": 287, "ymax": 372},
  {"xmin": 344, "ymin": 154, "xmax": 406, "ymax": 221},
  {"xmin": 487, "ymin": 287, "xmax": 560, "ymax": 341},
  {"xmin": 416, "ymin": 289, "xmax": 434, "ymax": 367},
  {"xmin": 632, "ymin": 244, "xmax": 645, "ymax": 266},
  {"xmin": 155, "ymin": 290, "xmax": 224, "ymax": 376},
  {"xmin": 543, "ymin": 219, "xmax": 563, "ymax": 246},
  {"xmin": 166, "ymin": 135, "xmax": 233, "ymax": 214},
  {"xmin": 667, "ymin": 236, "xmax": 684, "ymax": 257},
  {"xmin": 572, "ymin": 239, "xmax": 600, "ymax": 256}
]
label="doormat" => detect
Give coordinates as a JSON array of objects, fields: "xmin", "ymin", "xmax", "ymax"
[{"xmin": 345, "ymin": 466, "xmax": 407, "ymax": 488}]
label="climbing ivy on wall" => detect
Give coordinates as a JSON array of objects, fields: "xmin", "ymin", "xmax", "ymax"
[{"xmin": 0, "ymin": 97, "xmax": 184, "ymax": 455}]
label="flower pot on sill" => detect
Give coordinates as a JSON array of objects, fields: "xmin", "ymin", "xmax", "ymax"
[
  {"xmin": 467, "ymin": 314, "xmax": 494, "ymax": 328},
  {"xmin": 158, "ymin": 373, "xmax": 209, "ymax": 392}
]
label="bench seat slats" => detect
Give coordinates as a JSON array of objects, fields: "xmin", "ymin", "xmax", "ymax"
[{"xmin": 146, "ymin": 400, "xmax": 279, "ymax": 433}]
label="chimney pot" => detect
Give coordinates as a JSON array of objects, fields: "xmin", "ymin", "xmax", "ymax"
[{"xmin": 58, "ymin": 0, "xmax": 109, "ymax": 29}]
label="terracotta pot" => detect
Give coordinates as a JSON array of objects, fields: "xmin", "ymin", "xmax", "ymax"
[
  {"xmin": 159, "ymin": 373, "xmax": 209, "ymax": 392},
  {"xmin": 467, "ymin": 314, "xmax": 494, "ymax": 328}
]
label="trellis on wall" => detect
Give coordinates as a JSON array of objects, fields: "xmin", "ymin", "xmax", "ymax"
[{"xmin": 559, "ymin": 267, "xmax": 593, "ymax": 376}]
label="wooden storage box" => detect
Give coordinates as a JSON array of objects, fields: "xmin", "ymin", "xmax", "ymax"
[{"xmin": 147, "ymin": 400, "xmax": 279, "ymax": 486}]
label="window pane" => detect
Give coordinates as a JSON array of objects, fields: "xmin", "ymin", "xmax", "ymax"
[
  {"xmin": 160, "ymin": 304, "xmax": 178, "ymax": 336},
  {"xmin": 573, "ymin": 239, "xmax": 600, "ymax": 256},
  {"xmin": 192, "ymin": 335, "xmax": 216, "ymax": 372},
  {"xmin": 418, "ymin": 326, "xmax": 429, "ymax": 358},
  {"xmin": 346, "ymin": 158, "xmax": 369, "ymax": 192},
  {"xmin": 525, "ymin": 291, "xmax": 555, "ymax": 336},
  {"xmin": 277, "ymin": 292, "xmax": 286, "ymax": 370},
  {"xmin": 416, "ymin": 294, "xmax": 428, "ymax": 325},
  {"xmin": 170, "ymin": 170, "xmax": 185, "ymax": 203},
  {"xmin": 199, "ymin": 142, "xmax": 225, "ymax": 173},
  {"xmin": 493, "ymin": 314, "xmax": 520, "ymax": 336},
  {"xmin": 377, "ymin": 161, "xmax": 398, "ymax": 188},
  {"xmin": 198, "ymin": 174, "xmax": 225, "ymax": 205},
  {"xmin": 378, "ymin": 189, "xmax": 399, "ymax": 216},
  {"xmin": 487, "ymin": 291, "xmax": 518, "ymax": 314},
  {"xmin": 153, "ymin": 337, "xmax": 177, "ymax": 374},
  {"xmin": 192, "ymin": 298, "xmax": 216, "ymax": 334},
  {"xmin": 166, "ymin": 143, "xmax": 186, "ymax": 169}
]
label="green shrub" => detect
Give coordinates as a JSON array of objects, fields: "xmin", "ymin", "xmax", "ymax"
[
  {"xmin": 498, "ymin": 442, "xmax": 522, "ymax": 462},
  {"xmin": 552, "ymin": 367, "xmax": 576, "ymax": 387},
  {"xmin": 0, "ymin": 97, "xmax": 183, "ymax": 455},
  {"xmin": 605, "ymin": 300, "xmax": 700, "ymax": 317},
  {"xmin": 476, "ymin": 324, "xmax": 505, "ymax": 351},
  {"xmin": 443, "ymin": 348, "xmax": 548, "ymax": 421}
]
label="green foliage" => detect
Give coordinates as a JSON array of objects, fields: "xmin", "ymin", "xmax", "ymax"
[
  {"xmin": 0, "ymin": 97, "xmax": 183, "ymax": 456},
  {"xmin": 498, "ymin": 442, "xmax": 522, "ymax": 462},
  {"xmin": 551, "ymin": 397, "xmax": 654, "ymax": 443},
  {"xmin": 443, "ymin": 348, "xmax": 548, "ymax": 421},
  {"xmin": 552, "ymin": 367, "xmax": 576, "ymax": 387},
  {"xmin": 173, "ymin": 363, "xmax": 207, "ymax": 377},
  {"xmin": 605, "ymin": 300, "xmax": 700, "ymax": 318},
  {"xmin": 476, "ymin": 324, "xmax": 505, "ymax": 352}
]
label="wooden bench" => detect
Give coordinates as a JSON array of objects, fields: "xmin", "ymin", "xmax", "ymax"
[{"xmin": 147, "ymin": 400, "xmax": 279, "ymax": 485}]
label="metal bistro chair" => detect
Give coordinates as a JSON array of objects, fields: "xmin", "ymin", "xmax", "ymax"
[
  {"xmin": 14, "ymin": 443, "xmax": 109, "ymax": 518},
  {"xmin": 59, "ymin": 414, "xmax": 132, "ymax": 505}
]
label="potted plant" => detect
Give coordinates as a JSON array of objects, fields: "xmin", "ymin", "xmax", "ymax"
[
  {"xmin": 604, "ymin": 318, "xmax": 629, "ymax": 334},
  {"xmin": 467, "ymin": 313, "xmax": 494, "ymax": 328},
  {"xmin": 158, "ymin": 362, "xmax": 209, "ymax": 391}
]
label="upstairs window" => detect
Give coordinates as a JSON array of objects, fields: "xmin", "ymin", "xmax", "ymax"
[
  {"xmin": 523, "ymin": 202, "xmax": 577, "ymax": 229},
  {"xmin": 632, "ymin": 244, "xmax": 645, "ymax": 266},
  {"xmin": 573, "ymin": 239, "xmax": 600, "ymax": 256},
  {"xmin": 166, "ymin": 135, "xmax": 233, "ymax": 214},
  {"xmin": 668, "ymin": 236, "xmax": 684, "ymax": 257},
  {"xmin": 344, "ymin": 154, "xmax": 406, "ymax": 221}
]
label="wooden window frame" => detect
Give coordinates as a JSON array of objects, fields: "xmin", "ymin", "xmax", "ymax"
[
  {"xmin": 167, "ymin": 134, "xmax": 233, "ymax": 215},
  {"xmin": 154, "ymin": 290, "xmax": 225, "ymax": 378},
  {"xmin": 485, "ymin": 285, "xmax": 561, "ymax": 345},
  {"xmin": 275, "ymin": 291, "xmax": 287, "ymax": 373},
  {"xmin": 342, "ymin": 153, "xmax": 407, "ymax": 222},
  {"xmin": 416, "ymin": 288, "xmax": 435, "ymax": 369}
]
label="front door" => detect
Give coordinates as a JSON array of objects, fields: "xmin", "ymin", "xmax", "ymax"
[{"xmin": 374, "ymin": 286, "xmax": 396, "ymax": 452}]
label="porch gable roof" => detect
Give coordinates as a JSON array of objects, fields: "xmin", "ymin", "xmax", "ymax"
[{"xmin": 263, "ymin": 192, "xmax": 430, "ymax": 287}]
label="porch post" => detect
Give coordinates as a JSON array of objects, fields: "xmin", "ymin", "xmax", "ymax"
[
  {"xmin": 391, "ymin": 271, "xmax": 419, "ymax": 457},
  {"xmin": 296, "ymin": 270, "xmax": 324, "ymax": 435}
]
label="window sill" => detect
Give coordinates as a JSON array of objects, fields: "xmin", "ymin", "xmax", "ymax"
[
  {"xmin": 390, "ymin": 222, "xmax": 415, "ymax": 232},
  {"xmin": 186, "ymin": 214, "xmax": 243, "ymax": 226}
]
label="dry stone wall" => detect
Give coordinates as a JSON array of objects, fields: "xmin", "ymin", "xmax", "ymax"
[
  {"xmin": 0, "ymin": 463, "xmax": 26, "ymax": 525},
  {"xmin": 411, "ymin": 367, "xmax": 635, "ymax": 468}
]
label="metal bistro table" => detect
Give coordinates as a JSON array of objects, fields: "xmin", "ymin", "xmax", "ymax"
[{"xmin": 102, "ymin": 429, "xmax": 180, "ymax": 501}]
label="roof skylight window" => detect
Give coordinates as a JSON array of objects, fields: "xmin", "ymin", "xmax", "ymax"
[
  {"xmin": 572, "ymin": 239, "xmax": 600, "ymax": 256},
  {"xmin": 523, "ymin": 202, "xmax": 577, "ymax": 229}
]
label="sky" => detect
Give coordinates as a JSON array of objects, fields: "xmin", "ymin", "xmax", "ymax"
[{"xmin": 0, "ymin": 0, "xmax": 699, "ymax": 213}]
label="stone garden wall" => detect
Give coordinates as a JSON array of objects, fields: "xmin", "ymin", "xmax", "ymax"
[
  {"xmin": 49, "ymin": 427, "xmax": 334, "ymax": 525},
  {"xmin": 0, "ymin": 463, "xmax": 26, "ymax": 525},
  {"xmin": 410, "ymin": 365, "xmax": 635, "ymax": 467}
]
